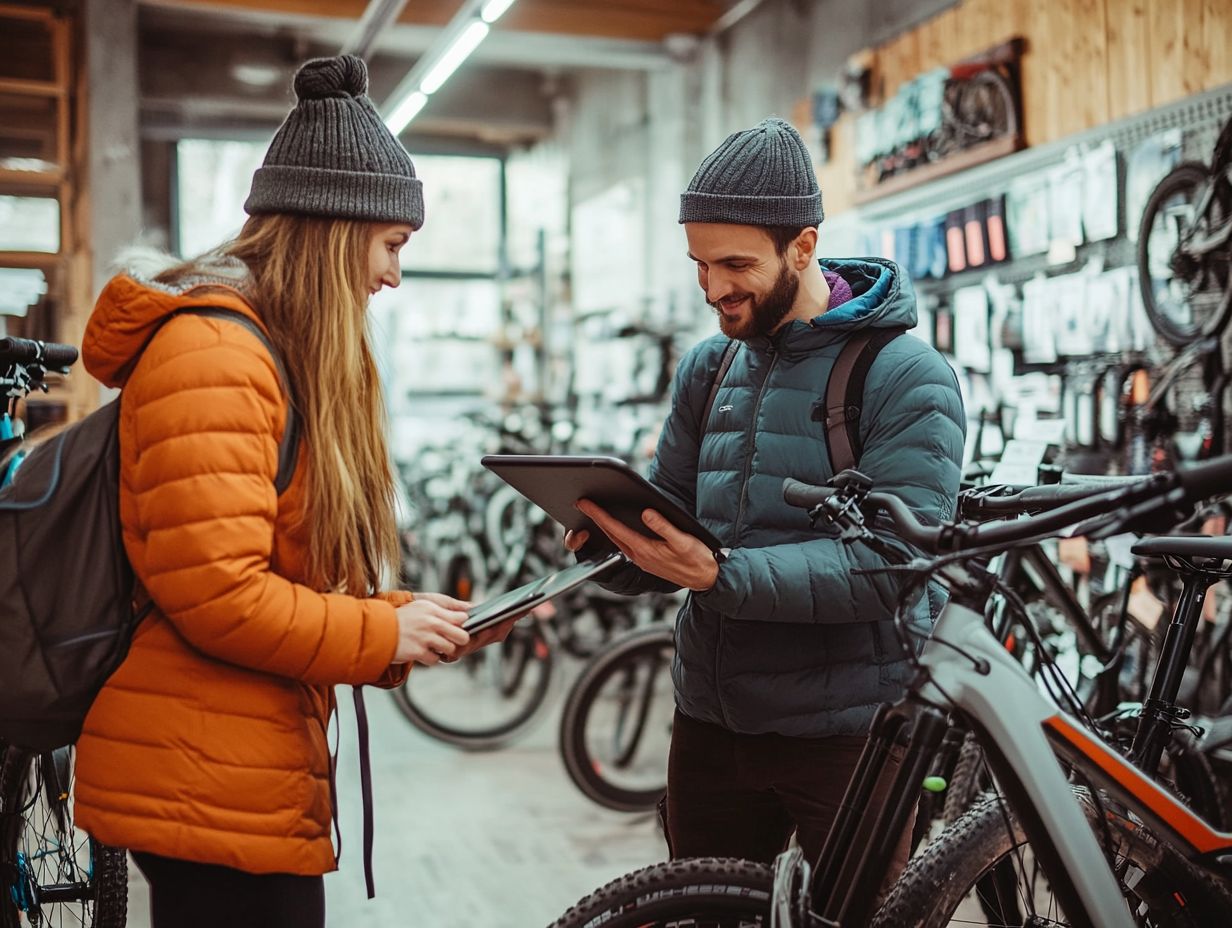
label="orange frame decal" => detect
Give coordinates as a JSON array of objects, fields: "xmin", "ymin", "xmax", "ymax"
[{"xmin": 1043, "ymin": 715, "xmax": 1232, "ymax": 855}]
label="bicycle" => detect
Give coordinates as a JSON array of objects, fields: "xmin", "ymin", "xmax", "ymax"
[
  {"xmin": 557, "ymin": 622, "xmax": 676, "ymax": 813},
  {"xmin": 1138, "ymin": 112, "xmax": 1232, "ymax": 347},
  {"xmin": 0, "ymin": 334, "xmax": 128, "ymax": 928},
  {"xmin": 549, "ymin": 458, "xmax": 1232, "ymax": 928}
]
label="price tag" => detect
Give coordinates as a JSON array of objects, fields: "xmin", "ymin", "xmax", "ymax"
[{"xmin": 989, "ymin": 439, "xmax": 1049, "ymax": 485}]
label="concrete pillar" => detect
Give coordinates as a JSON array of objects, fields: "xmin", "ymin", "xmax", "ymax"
[{"xmin": 84, "ymin": 0, "xmax": 142, "ymax": 296}]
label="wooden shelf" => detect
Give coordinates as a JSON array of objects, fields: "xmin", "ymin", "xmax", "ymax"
[
  {"xmin": 0, "ymin": 77, "xmax": 63, "ymax": 98},
  {"xmin": 853, "ymin": 136, "xmax": 1023, "ymax": 206},
  {"xmin": 0, "ymin": 168, "xmax": 61, "ymax": 198},
  {"xmin": 0, "ymin": 251, "xmax": 60, "ymax": 269}
]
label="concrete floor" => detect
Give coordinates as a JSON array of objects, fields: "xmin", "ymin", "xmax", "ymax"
[
  {"xmin": 121, "ymin": 675, "xmax": 666, "ymax": 928},
  {"xmin": 112, "ymin": 671, "xmax": 1001, "ymax": 927}
]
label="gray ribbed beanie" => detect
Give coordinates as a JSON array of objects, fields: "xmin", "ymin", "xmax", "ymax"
[
  {"xmin": 244, "ymin": 55, "xmax": 424, "ymax": 229},
  {"xmin": 679, "ymin": 117, "xmax": 822, "ymax": 227}
]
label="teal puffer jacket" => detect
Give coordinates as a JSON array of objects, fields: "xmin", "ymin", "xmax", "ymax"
[{"xmin": 602, "ymin": 258, "xmax": 966, "ymax": 737}]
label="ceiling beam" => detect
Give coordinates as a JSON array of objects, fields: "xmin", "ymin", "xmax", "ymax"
[
  {"xmin": 139, "ymin": 0, "xmax": 693, "ymax": 63},
  {"xmin": 138, "ymin": 0, "xmax": 726, "ymax": 41},
  {"xmin": 340, "ymin": 0, "xmax": 410, "ymax": 57}
]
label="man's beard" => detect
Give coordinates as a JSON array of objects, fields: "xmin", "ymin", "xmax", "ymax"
[{"xmin": 710, "ymin": 261, "xmax": 800, "ymax": 340}]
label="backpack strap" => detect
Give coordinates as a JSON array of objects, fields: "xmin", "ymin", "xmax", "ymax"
[
  {"xmin": 822, "ymin": 327, "xmax": 904, "ymax": 473},
  {"xmin": 699, "ymin": 339, "xmax": 740, "ymax": 436},
  {"xmin": 171, "ymin": 307, "xmax": 302, "ymax": 495}
]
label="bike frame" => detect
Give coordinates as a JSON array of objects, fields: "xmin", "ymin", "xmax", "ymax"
[{"xmin": 797, "ymin": 579, "xmax": 1232, "ymax": 928}]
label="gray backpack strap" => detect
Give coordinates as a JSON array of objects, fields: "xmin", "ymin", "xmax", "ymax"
[
  {"xmin": 822, "ymin": 327, "xmax": 904, "ymax": 473},
  {"xmin": 173, "ymin": 307, "xmax": 301, "ymax": 495},
  {"xmin": 699, "ymin": 339, "xmax": 740, "ymax": 436}
]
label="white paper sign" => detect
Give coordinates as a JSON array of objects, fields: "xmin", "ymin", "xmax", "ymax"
[{"xmin": 990, "ymin": 439, "xmax": 1051, "ymax": 485}]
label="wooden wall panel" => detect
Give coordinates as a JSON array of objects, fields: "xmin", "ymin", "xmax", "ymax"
[
  {"xmin": 1105, "ymin": 0, "xmax": 1153, "ymax": 122},
  {"xmin": 1146, "ymin": 0, "xmax": 1187, "ymax": 109},
  {"xmin": 1181, "ymin": 0, "xmax": 1210, "ymax": 97},
  {"xmin": 1203, "ymin": 0, "xmax": 1232, "ymax": 89},
  {"xmin": 867, "ymin": 0, "xmax": 1226, "ymax": 155},
  {"xmin": 953, "ymin": 0, "xmax": 998, "ymax": 62},
  {"xmin": 916, "ymin": 12, "xmax": 946, "ymax": 74},
  {"xmin": 1073, "ymin": 0, "xmax": 1111, "ymax": 132}
]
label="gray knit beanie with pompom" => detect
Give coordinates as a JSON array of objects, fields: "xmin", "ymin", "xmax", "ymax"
[
  {"xmin": 244, "ymin": 54, "xmax": 424, "ymax": 229},
  {"xmin": 679, "ymin": 117, "xmax": 822, "ymax": 227}
]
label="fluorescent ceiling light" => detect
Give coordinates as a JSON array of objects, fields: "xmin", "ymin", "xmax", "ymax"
[
  {"xmin": 381, "ymin": 0, "xmax": 517, "ymax": 134},
  {"xmin": 386, "ymin": 90, "xmax": 429, "ymax": 135},
  {"xmin": 421, "ymin": 20, "xmax": 490, "ymax": 95},
  {"xmin": 480, "ymin": 0, "xmax": 517, "ymax": 23}
]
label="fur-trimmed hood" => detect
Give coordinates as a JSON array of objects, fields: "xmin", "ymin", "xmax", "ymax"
[{"xmin": 83, "ymin": 254, "xmax": 262, "ymax": 389}]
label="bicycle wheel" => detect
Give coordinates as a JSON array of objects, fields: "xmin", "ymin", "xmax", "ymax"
[
  {"xmin": 389, "ymin": 620, "xmax": 555, "ymax": 750},
  {"xmin": 549, "ymin": 858, "xmax": 771, "ymax": 928},
  {"xmin": 1138, "ymin": 161, "xmax": 1232, "ymax": 346},
  {"xmin": 0, "ymin": 745, "xmax": 128, "ymax": 928},
  {"xmin": 872, "ymin": 790, "xmax": 1232, "ymax": 927},
  {"xmin": 558, "ymin": 625, "xmax": 675, "ymax": 812}
]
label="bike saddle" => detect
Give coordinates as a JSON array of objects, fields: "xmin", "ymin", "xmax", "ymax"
[{"xmin": 1131, "ymin": 534, "xmax": 1232, "ymax": 575}]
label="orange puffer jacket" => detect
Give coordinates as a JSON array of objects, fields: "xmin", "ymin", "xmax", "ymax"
[{"xmin": 74, "ymin": 271, "xmax": 409, "ymax": 876}]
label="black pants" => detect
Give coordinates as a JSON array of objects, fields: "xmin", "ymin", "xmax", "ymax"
[
  {"xmin": 131, "ymin": 851, "xmax": 325, "ymax": 928},
  {"xmin": 663, "ymin": 710, "xmax": 913, "ymax": 883}
]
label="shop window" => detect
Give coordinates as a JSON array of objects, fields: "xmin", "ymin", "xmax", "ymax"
[
  {"xmin": 0, "ymin": 195, "xmax": 58, "ymax": 252},
  {"xmin": 402, "ymin": 154, "xmax": 501, "ymax": 274},
  {"xmin": 175, "ymin": 138, "xmax": 268, "ymax": 257}
]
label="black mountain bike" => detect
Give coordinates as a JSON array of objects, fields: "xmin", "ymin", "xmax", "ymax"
[
  {"xmin": 1138, "ymin": 113, "xmax": 1232, "ymax": 346},
  {"xmin": 0, "ymin": 334, "xmax": 128, "ymax": 928},
  {"xmin": 550, "ymin": 461, "xmax": 1232, "ymax": 928}
]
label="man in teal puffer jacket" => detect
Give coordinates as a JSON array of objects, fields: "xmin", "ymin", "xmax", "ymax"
[{"xmin": 567, "ymin": 118, "xmax": 965, "ymax": 873}]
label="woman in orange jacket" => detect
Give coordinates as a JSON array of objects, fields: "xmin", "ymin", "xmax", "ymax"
[{"xmin": 73, "ymin": 54, "xmax": 507, "ymax": 928}]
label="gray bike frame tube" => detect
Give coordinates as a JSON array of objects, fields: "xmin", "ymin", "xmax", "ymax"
[{"xmin": 916, "ymin": 599, "xmax": 1136, "ymax": 928}]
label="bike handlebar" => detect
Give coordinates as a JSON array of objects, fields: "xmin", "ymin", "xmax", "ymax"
[
  {"xmin": 784, "ymin": 454, "xmax": 1232, "ymax": 556},
  {"xmin": 962, "ymin": 476, "xmax": 1152, "ymax": 519},
  {"xmin": 0, "ymin": 336, "xmax": 78, "ymax": 371}
]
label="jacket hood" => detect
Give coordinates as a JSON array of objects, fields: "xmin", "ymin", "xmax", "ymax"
[
  {"xmin": 748, "ymin": 257, "xmax": 917, "ymax": 355},
  {"xmin": 83, "ymin": 252, "xmax": 261, "ymax": 388}
]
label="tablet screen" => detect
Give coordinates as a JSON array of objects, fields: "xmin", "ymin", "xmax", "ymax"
[
  {"xmin": 463, "ymin": 552, "xmax": 625, "ymax": 633},
  {"xmin": 481, "ymin": 454, "xmax": 723, "ymax": 552}
]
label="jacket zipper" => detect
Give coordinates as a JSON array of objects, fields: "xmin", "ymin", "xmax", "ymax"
[
  {"xmin": 733, "ymin": 343, "xmax": 778, "ymax": 535},
  {"xmin": 716, "ymin": 342, "xmax": 778, "ymax": 728}
]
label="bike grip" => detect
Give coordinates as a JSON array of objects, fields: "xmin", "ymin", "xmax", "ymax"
[
  {"xmin": 0, "ymin": 336, "xmax": 43, "ymax": 364},
  {"xmin": 782, "ymin": 478, "xmax": 834, "ymax": 510},
  {"xmin": 0, "ymin": 337, "xmax": 78, "ymax": 369},
  {"xmin": 40, "ymin": 342, "xmax": 79, "ymax": 369},
  {"xmin": 1177, "ymin": 454, "xmax": 1232, "ymax": 502}
]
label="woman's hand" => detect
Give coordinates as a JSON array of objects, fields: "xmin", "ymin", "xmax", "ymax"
[
  {"xmin": 450, "ymin": 615, "xmax": 522, "ymax": 660},
  {"xmin": 393, "ymin": 592, "xmax": 471, "ymax": 665}
]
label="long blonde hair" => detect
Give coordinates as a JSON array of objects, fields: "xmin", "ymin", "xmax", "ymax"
[{"xmin": 157, "ymin": 214, "xmax": 398, "ymax": 595}]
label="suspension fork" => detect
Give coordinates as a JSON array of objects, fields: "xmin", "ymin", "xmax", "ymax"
[{"xmin": 809, "ymin": 699, "xmax": 949, "ymax": 926}]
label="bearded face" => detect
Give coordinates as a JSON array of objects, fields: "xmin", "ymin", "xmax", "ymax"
[{"xmin": 709, "ymin": 258, "xmax": 800, "ymax": 340}]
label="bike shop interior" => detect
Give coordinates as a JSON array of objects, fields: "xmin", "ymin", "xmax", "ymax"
[{"xmin": 2, "ymin": 1, "xmax": 1232, "ymax": 927}]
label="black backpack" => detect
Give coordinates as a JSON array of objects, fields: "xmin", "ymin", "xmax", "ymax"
[
  {"xmin": 0, "ymin": 307, "xmax": 300, "ymax": 751},
  {"xmin": 700, "ymin": 327, "xmax": 904, "ymax": 473}
]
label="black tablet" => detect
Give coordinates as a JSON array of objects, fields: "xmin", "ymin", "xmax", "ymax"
[
  {"xmin": 463, "ymin": 552, "xmax": 626, "ymax": 633},
  {"xmin": 481, "ymin": 454, "xmax": 723, "ymax": 552}
]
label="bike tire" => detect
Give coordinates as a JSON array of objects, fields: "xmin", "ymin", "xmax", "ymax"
[
  {"xmin": 1138, "ymin": 161, "xmax": 1232, "ymax": 347},
  {"xmin": 941, "ymin": 732, "xmax": 986, "ymax": 825},
  {"xmin": 558, "ymin": 625, "xmax": 675, "ymax": 813},
  {"xmin": 871, "ymin": 790, "xmax": 1232, "ymax": 927},
  {"xmin": 548, "ymin": 857, "xmax": 771, "ymax": 928},
  {"xmin": 390, "ymin": 622, "xmax": 556, "ymax": 751},
  {"xmin": 0, "ymin": 746, "xmax": 128, "ymax": 928}
]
